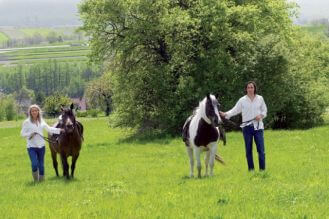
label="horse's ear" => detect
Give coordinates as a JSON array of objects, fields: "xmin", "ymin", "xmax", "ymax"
[
  {"xmin": 215, "ymin": 94, "xmax": 219, "ymax": 99},
  {"xmin": 206, "ymin": 93, "xmax": 210, "ymax": 99},
  {"xmin": 70, "ymin": 103, "xmax": 74, "ymax": 110}
]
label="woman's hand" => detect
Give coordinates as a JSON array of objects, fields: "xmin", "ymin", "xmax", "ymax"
[
  {"xmin": 60, "ymin": 129, "xmax": 65, "ymax": 133},
  {"xmin": 219, "ymin": 111, "xmax": 226, "ymax": 117}
]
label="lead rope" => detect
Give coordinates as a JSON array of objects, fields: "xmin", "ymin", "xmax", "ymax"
[{"xmin": 35, "ymin": 133, "xmax": 60, "ymax": 144}]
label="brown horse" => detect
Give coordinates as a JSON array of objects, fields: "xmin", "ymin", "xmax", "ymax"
[{"xmin": 48, "ymin": 103, "xmax": 84, "ymax": 179}]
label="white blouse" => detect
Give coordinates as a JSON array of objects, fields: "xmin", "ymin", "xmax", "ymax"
[
  {"xmin": 21, "ymin": 119, "xmax": 61, "ymax": 148},
  {"xmin": 225, "ymin": 95, "xmax": 267, "ymax": 130}
]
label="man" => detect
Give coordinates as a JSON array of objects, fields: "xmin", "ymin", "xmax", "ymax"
[{"xmin": 220, "ymin": 81, "xmax": 267, "ymax": 171}]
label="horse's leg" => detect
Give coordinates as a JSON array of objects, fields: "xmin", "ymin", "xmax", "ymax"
[
  {"xmin": 194, "ymin": 147, "xmax": 202, "ymax": 178},
  {"xmin": 186, "ymin": 147, "xmax": 194, "ymax": 178},
  {"xmin": 50, "ymin": 148, "xmax": 59, "ymax": 177},
  {"xmin": 71, "ymin": 153, "xmax": 79, "ymax": 178},
  {"xmin": 204, "ymin": 149, "xmax": 210, "ymax": 177},
  {"xmin": 61, "ymin": 153, "xmax": 69, "ymax": 179},
  {"xmin": 209, "ymin": 142, "xmax": 218, "ymax": 176}
]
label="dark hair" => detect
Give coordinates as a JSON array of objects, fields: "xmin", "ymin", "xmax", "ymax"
[{"xmin": 244, "ymin": 81, "xmax": 257, "ymax": 94}]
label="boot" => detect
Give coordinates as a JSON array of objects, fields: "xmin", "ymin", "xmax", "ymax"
[
  {"xmin": 39, "ymin": 175, "xmax": 44, "ymax": 182},
  {"xmin": 32, "ymin": 171, "xmax": 39, "ymax": 182}
]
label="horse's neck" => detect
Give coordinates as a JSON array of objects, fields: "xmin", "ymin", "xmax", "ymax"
[
  {"xmin": 196, "ymin": 101, "xmax": 211, "ymax": 124},
  {"xmin": 197, "ymin": 111, "xmax": 211, "ymax": 124}
]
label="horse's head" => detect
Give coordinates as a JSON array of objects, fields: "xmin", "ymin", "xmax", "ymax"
[
  {"xmin": 205, "ymin": 93, "xmax": 222, "ymax": 126},
  {"xmin": 60, "ymin": 103, "xmax": 76, "ymax": 134}
]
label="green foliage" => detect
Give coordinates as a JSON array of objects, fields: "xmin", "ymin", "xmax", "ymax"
[
  {"xmin": 85, "ymin": 73, "xmax": 112, "ymax": 116},
  {"xmin": 0, "ymin": 118, "xmax": 329, "ymax": 217},
  {"xmin": 76, "ymin": 110, "xmax": 88, "ymax": 117},
  {"xmin": 43, "ymin": 92, "xmax": 71, "ymax": 117},
  {"xmin": 0, "ymin": 94, "xmax": 18, "ymax": 121},
  {"xmin": 5, "ymin": 101, "xmax": 15, "ymax": 121},
  {"xmin": 87, "ymin": 109, "xmax": 99, "ymax": 117},
  {"xmin": 80, "ymin": 0, "xmax": 328, "ymax": 132},
  {"xmin": 0, "ymin": 60, "xmax": 101, "ymax": 100}
]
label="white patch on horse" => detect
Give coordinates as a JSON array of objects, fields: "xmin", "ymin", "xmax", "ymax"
[{"xmin": 66, "ymin": 117, "xmax": 73, "ymax": 126}]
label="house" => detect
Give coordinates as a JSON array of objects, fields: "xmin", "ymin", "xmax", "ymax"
[{"xmin": 71, "ymin": 97, "xmax": 87, "ymax": 111}]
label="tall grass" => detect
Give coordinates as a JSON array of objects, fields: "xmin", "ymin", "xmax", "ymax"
[{"xmin": 0, "ymin": 118, "xmax": 328, "ymax": 218}]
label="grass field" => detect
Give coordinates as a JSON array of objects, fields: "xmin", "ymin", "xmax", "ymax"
[
  {"xmin": 0, "ymin": 45, "xmax": 90, "ymax": 65},
  {"xmin": 0, "ymin": 117, "xmax": 328, "ymax": 218},
  {"xmin": 0, "ymin": 32, "xmax": 9, "ymax": 43}
]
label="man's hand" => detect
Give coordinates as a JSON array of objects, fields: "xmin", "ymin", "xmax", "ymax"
[
  {"xmin": 255, "ymin": 115, "xmax": 263, "ymax": 121},
  {"xmin": 219, "ymin": 111, "xmax": 226, "ymax": 117}
]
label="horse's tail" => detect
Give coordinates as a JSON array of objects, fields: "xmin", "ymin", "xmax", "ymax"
[
  {"xmin": 77, "ymin": 121, "xmax": 84, "ymax": 141},
  {"xmin": 215, "ymin": 154, "xmax": 225, "ymax": 165}
]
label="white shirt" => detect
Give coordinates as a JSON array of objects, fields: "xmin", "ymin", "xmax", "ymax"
[
  {"xmin": 21, "ymin": 119, "xmax": 61, "ymax": 148},
  {"xmin": 225, "ymin": 94, "xmax": 267, "ymax": 130}
]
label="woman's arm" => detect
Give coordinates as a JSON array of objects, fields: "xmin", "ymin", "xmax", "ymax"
[
  {"xmin": 21, "ymin": 120, "xmax": 33, "ymax": 138},
  {"xmin": 42, "ymin": 121, "xmax": 61, "ymax": 135}
]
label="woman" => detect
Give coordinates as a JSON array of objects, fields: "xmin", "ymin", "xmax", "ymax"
[
  {"xmin": 220, "ymin": 81, "xmax": 267, "ymax": 171},
  {"xmin": 21, "ymin": 105, "xmax": 64, "ymax": 182}
]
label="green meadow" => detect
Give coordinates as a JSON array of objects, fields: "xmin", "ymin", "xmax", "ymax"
[
  {"xmin": 0, "ymin": 46, "xmax": 89, "ymax": 65},
  {"xmin": 0, "ymin": 117, "xmax": 328, "ymax": 218},
  {"xmin": 0, "ymin": 32, "xmax": 9, "ymax": 43}
]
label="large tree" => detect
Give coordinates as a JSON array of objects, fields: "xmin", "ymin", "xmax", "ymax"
[
  {"xmin": 79, "ymin": 0, "xmax": 328, "ymax": 132},
  {"xmin": 85, "ymin": 73, "xmax": 112, "ymax": 116}
]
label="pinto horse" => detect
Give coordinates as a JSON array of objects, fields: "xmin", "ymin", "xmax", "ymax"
[
  {"xmin": 182, "ymin": 94, "xmax": 225, "ymax": 178},
  {"xmin": 48, "ymin": 103, "xmax": 83, "ymax": 179}
]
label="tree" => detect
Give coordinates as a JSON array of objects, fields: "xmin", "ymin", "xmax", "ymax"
[
  {"xmin": 43, "ymin": 92, "xmax": 71, "ymax": 117},
  {"xmin": 13, "ymin": 86, "xmax": 35, "ymax": 114},
  {"xmin": 85, "ymin": 73, "xmax": 112, "ymax": 116}
]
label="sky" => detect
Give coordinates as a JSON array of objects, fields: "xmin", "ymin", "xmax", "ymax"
[
  {"xmin": 0, "ymin": 0, "xmax": 328, "ymax": 26},
  {"xmin": 293, "ymin": 0, "xmax": 329, "ymax": 20}
]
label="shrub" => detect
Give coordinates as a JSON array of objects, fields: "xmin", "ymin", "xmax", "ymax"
[
  {"xmin": 87, "ymin": 109, "xmax": 99, "ymax": 118},
  {"xmin": 76, "ymin": 111, "xmax": 88, "ymax": 117}
]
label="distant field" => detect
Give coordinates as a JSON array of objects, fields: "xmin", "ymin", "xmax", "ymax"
[
  {"xmin": 0, "ymin": 32, "xmax": 9, "ymax": 43},
  {"xmin": 301, "ymin": 24, "xmax": 328, "ymax": 38},
  {"xmin": 0, "ymin": 26, "xmax": 85, "ymax": 50},
  {"xmin": 0, "ymin": 27, "xmax": 79, "ymax": 39},
  {"xmin": 0, "ymin": 45, "xmax": 90, "ymax": 65},
  {"xmin": 20, "ymin": 27, "xmax": 78, "ymax": 37}
]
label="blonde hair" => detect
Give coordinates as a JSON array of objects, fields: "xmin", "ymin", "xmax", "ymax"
[{"xmin": 28, "ymin": 104, "xmax": 43, "ymax": 124}]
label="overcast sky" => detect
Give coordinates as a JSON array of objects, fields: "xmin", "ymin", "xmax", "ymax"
[
  {"xmin": 0, "ymin": 0, "xmax": 328, "ymax": 26},
  {"xmin": 293, "ymin": 0, "xmax": 329, "ymax": 19}
]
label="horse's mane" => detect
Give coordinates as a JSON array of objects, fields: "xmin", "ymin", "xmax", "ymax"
[{"xmin": 193, "ymin": 95, "xmax": 212, "ymax": 117}]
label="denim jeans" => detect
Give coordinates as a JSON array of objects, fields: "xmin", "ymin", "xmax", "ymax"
[
  {"xmin": 27, "ymin": 147, "xmax": 45, "ymax": 175},
  {"xmin": 242, "ymin": 125, "xmax": 265, "ymax": 171}
]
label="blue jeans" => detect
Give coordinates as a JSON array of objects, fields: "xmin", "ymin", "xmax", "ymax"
[
  {"xmin": 242, "ymin": 125, "xmax": 265, "ymax": 171},
  {"xmin": 27, "ymin": 147, "xmax": 45, "ymax": 175}
]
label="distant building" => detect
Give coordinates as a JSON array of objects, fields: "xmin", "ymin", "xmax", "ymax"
[{"xmin": 71, "ymin": 97, "xmax": 87, "ymax": 111}]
